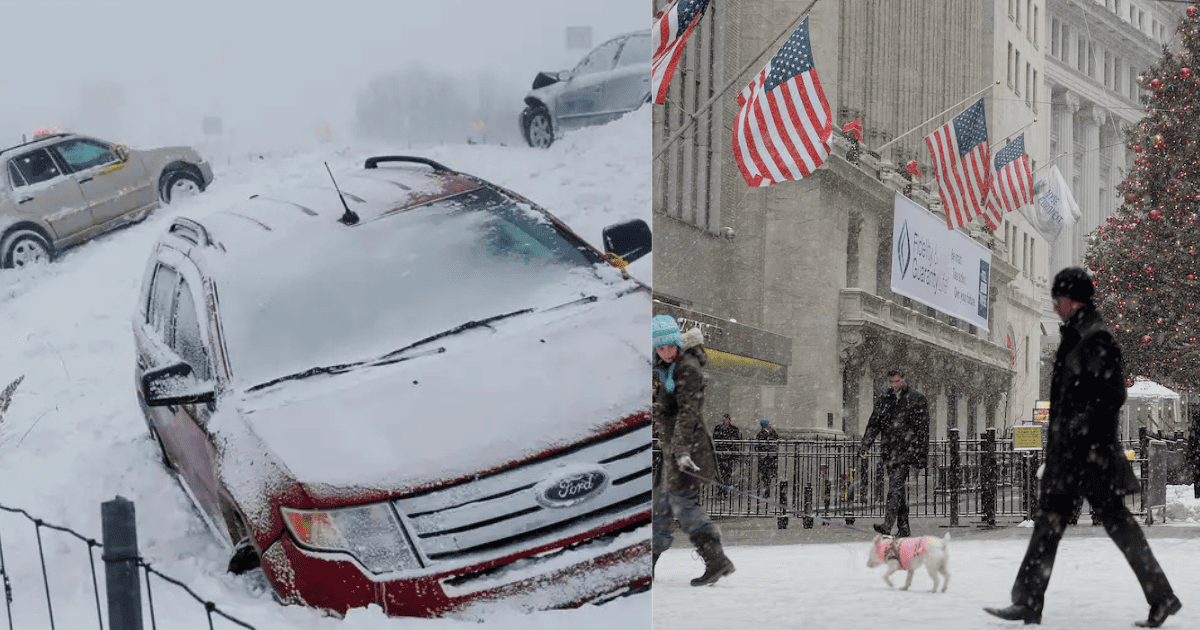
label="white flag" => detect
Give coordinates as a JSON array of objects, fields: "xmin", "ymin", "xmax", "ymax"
[{"xmin": 1021, "ymin": 165, "xmax": 1080, "ymax": 241}]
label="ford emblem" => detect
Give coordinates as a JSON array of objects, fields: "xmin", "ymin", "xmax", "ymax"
[{"xmin": 533, "ymin": 466, "xmax": 609, "ymax": 509}]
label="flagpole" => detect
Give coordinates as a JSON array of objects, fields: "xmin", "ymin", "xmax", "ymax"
[
  {"xmin": 653, "ymin": 0, "xmax": 821, "ymax": 162},
  {"xmin": 997, "ymin": 118, "xmax": 1037, "ymax": 145},
  {"xmin": 874, "ymin": 81, "xmax": 1000, "ymax": 154}
]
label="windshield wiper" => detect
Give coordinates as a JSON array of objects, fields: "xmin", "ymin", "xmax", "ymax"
[
  {"xmin": 377, "ymin": 307, "xmax": 534, "ymax": 362},
  {"xmin": 247, "ymin": 308, "xmax": 534, "ymax": 393},
  {"xmin": 247, "ymin": 360, "xmax": 365, "ymax": 393}
]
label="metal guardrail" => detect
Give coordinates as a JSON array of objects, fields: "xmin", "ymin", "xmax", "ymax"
[
  {"xmin": 0, "ymin": 498, "xmax": 255, "ymax": 630},
  {"xmin": 656, "ymin": 428, "xmax": 1156, "ymax": 528}
]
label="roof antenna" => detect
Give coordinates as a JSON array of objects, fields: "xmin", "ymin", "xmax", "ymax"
[{"xmin": 325, "ymin": 161, "xmax": 359, "ymax": 225}]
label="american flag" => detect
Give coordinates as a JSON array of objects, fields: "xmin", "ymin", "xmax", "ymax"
[
  {"xmin": 651, "ymin": 0, "xmax": 711, "ymax": 105},
  {"xmin": 982, "ymin": 133, "xmax": 1034, "ymax": 229},
  {"xmin": 732, "ymin": 16, "xmax": 832, "ymax": 187},
  {"xmin": 925, "ymin": 98, "xmax": 992, "ymax": 230}
]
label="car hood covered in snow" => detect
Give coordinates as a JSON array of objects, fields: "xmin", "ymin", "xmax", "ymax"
[{"xmin": 214, "ymin": 288, "xmax": 649, "ymax": 509}]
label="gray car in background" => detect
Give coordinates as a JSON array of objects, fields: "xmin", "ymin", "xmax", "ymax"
[
  {"xmin": 520, "ymin": 29, "xmax": 650, "ymax": 148},
  {"xmin": 0, "ymin": 132, "xmax": 213, "ymax": 268}
]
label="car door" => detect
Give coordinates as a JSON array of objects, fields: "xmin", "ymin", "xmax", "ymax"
[
  {"xmin": 51, "ymin": 137, "xmax": 155, "ymax": 227},
  {"xmin": 6, "ymin": 148, "xmax": 92, "ymax": 240},
  {"xmin": 555, "ymin": 38, "xmax": 623, "ymax": 130},
  {"xmin": 602, "ymin": 32, "xmax": 651, "ymax": 116},
  {"xmin": 137, "ymin": 258, "xmax": 228, "ymax": 539}
]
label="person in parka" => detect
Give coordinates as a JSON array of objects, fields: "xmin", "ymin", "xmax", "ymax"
[
  {"xmin": 986, "ymin": 267, "xmax": 1180, "ymax": 628},
  {"xmin": 858, "ymin": 369, "xmax": 930, "ymax": 538},
  {"xmin": 651, "ymin": 315, "xmax": 735, "ymax": 586}
]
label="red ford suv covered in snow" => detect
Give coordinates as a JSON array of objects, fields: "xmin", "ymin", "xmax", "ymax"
[{"xmin": 132, "ymin": 155, "xmax": 652, "ymax": 617}]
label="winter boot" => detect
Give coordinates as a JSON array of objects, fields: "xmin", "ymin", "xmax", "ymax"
[
  {"xmin": 652, "ymin": 551, "xmax": 660, "ymax": 578},
  {"xmin": 689, "ymin": 532, "xmax": 735, "ymax": 586}
]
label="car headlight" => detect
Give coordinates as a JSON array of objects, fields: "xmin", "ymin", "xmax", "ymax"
[{"xmin": 281, "ymin": 504, "xmax": 421, "ymax": 574}]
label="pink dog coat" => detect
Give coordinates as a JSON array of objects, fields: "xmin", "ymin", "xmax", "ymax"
[{"xmin": 875, "ymin": 536, "xmax": 927, "ymax": 571}]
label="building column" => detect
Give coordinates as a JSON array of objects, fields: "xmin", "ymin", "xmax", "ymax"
[
  {"xmin": 1052, "ymin": 90, "xmax": 1080, "ymax": 271},
  {"xmin": 1112, "ymin": 119, "xmax": 1128, "ymax": 213},
  {"xmin": 1080, "ymin": 105, "xmax": 1105, "ymax": 265}
]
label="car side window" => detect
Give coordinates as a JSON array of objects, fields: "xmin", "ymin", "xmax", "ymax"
[
  {"xmin": 10, "ymin": 148, "xmax": 62, "ymax": 187},
  {"xmin": 54, "ymin": 138, "xmax": 118, "ymax": 172},
  {"xmin": 147, "ymin": 264, "xmax": 180, "ymax": 344},
  {"xmin": 172, "ymin": 278, "xmax": 211, "ymax": 381},
  {"xmin": 574, "ymin": 39, "xmax": 621, "ymax": 76},
  {"xmin": 616, "ymin": 33, "xmax": 650, "ymax": 67},
  {"xmin": 7, "ymin": 161, "xmax": 26, "ymax": 188}
]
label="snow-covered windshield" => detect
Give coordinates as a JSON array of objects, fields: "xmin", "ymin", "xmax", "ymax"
[{"xmin": 217, "ymin": 186, "xmax": 610, "ymax": 389}]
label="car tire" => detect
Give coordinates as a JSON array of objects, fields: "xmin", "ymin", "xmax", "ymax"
[
  {"xmin": 523, "ymin": 106, "xmax": 554, "ymax": 149},
  {"xmin": 1, "ymin": 229, "xmax": 53, "ymax": 269},
  {"xmin": 160, "ymin": 169, "xmax": 204, "ymax": 204}
]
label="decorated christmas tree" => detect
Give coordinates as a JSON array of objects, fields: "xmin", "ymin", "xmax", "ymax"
[{"xmin": 1085, "ymin": 2, "xmax": 1200, "ymax": 388}]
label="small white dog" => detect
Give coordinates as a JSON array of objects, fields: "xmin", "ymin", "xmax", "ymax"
[{"xmin": 866, "ymin": 533, "xmax": 951, "ymax": 593}]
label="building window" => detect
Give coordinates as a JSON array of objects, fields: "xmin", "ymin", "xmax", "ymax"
[
  {"xmin": 1016, "ymin": 0, "xmax": 1022, "ymax": 26},
  {"xmin": 1023, "ymin": 233, "xmax": 1029, "ymax": 275},
  {"xmin": 1032, "ymin": 69, "xmax": 1039, "ymax": 111},
  {"xmin": 1026, "ymin": 62, "xmax": 1032, "ymax": 104},
  {"xmin": 1061, "ymin": 25, "xmax": 1070, "ymax": 63},
  {"xmin": 1034, "ymin": 6, "xmax": 1039, "ymax": 46},
  {"xmin": 1027, "ymin": 0, "xmax": 1033, "ymax": 38},
  {"xmin": 1030, "ymin": 237, "xmax": 1036, "ymax": 277},
  {"xmin": 1025, "ymin": 336, "xmax": 1030, "ymax": 374},
  {"xmin": 1104, "ymin": 51, "xmax": 1112, "ymax": 88},
  {"xmin": 1015, "ymin": 51, "xmax": 1022, "ymax": 95},
  {"xmin": 1051, "ymin": 18, "xmax": 1059, "ymax": 56},
  {"xmin": 1008, "ymin": 42, "xmax": 1014, "ymax": 86},
  {"xmin": 1009, "ymin": 0, "xmax": 1015, "ymax": 19}
]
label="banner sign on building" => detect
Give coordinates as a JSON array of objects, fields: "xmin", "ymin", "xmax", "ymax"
[{"xmin": 890, "ymin": 194, "xmax": 992, "ymax": 331}]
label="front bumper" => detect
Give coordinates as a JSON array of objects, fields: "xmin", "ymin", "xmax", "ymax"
[{"xmin": 259, "ymin": 516, "xmax": 651, "ymax": 618}]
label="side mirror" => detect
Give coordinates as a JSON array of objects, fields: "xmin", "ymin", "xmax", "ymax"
[
  {"xmin": 602, "ymin": 218, "xmax": 652, "ymax": 265},
  {"xmin": 142, "ymin": 361, "xmax": 215, "ymax": 407},
  {"xmin": 112, "ymin": 144, "xmax": 130, "ymax": 162}
]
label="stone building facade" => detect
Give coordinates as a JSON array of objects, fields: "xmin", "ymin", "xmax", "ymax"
[
  {"xmin": 652, "ymin": 0, "xmax": 1056, "ymax": 439},
  {"xmin": 1043, "ymin": 0, "xmax": 1182, "ymax": 297}
]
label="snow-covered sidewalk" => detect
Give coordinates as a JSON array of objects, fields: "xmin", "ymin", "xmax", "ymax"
[{"xmin": 653, "ymin": 487, "xmax": 1200, "ymax": 630}]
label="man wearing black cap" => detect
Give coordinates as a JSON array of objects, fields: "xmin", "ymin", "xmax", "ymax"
[{"xmin": 986, "ymin": 267, "xmax": 1181, "ymax": 627}]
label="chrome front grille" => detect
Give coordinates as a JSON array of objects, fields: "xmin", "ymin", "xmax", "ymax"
[{"xmin": 393, "ymin": 423, "xmax": 651, "ymax": 565}]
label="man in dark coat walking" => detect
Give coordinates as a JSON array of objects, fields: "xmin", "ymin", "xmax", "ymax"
[
  {"xmin": 712, "ymin": 414, "xmax": 741, "ymax": 489},
  {"xmin": 986, "ymin": 268, "xmax": 1181, "ymax": 627},
  {"xmin": 755, "ymin": 418, "xmax": 779, "ymax": 498},
  {"xmin": 858, "ymin": 370, "xmax": 929, "ymax": 538},
  {"xmin": 652, "ymin": 315, "xmax": 735, "ymax": 586}
]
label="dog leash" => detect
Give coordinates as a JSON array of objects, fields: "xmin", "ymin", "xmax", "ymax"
[{"xmin": 679, "ymin": 467, "xmax": 878, "ymax": 536}]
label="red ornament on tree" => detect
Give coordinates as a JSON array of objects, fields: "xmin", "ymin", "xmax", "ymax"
[
  {"xmin": 1150, "ymin": 78, "xmax": 1161, "ymax": 90},
  {"xmin": 1190, "ymin": 5, "xmax": 1197, "ymax": 17},
  {"xmin": 1143, "ymin": 335, "xmax": 1153, "ymax": 344},
  {"xmin": 1184, "ymin": 67, "xmax": 1193, "ymax": 79}
]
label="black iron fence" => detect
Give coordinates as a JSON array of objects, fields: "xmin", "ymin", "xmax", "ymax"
[
  {"xmin": 0, "ymin": 497, "xmax": 255, "ymax": 630},
  {"xmin": 655, "ymin": 427, "xmax": 1178, "ymax": 528}
]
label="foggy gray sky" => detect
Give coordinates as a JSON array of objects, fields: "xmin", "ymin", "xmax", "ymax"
[{"xmin": 0, "ymin": 0, "xmax": 645, "ymax": 149}]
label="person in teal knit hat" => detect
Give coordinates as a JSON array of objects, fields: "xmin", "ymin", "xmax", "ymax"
[{"xmin": 652, "ymin": 314, "xmax": 734, "ymax": 586}]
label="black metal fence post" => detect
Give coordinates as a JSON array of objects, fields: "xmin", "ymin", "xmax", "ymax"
[
  {"xmin": 1025, "ymin": 451, "xmax": 1041, "ymax": 522},
  {"xmin": 802, "ymin": 483, "xmax": 813, "ymax": 529},
  {"xmin": 948, "ymin": 428, "xmax": 961, "ymax": 527},
  {"xmin": 778, "ymin": 481, "xmax": 789, "ymax": 530},
  {"xmin": 981, "ymin": 428, "xmax": 997, "ymax": 527},
  {"xmin": 102, "ymin": 497, "xmax": 143, "ymax": 630}
]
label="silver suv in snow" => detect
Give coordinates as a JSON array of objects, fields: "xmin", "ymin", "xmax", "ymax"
[
  {"xmin": 520, "ymin": 29, "xmax": 650, "ymax": 148},
  {"xmin": 0, "ymin": 132, "xmax": 214, "ymax": 268}
]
